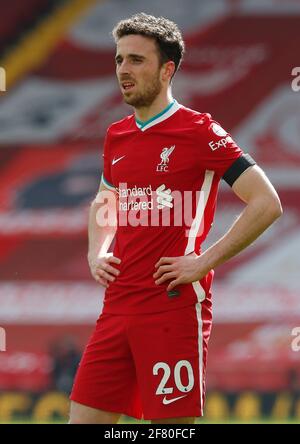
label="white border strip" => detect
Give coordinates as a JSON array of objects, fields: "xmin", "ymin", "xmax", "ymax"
[
  {"xmin": 101, "ymin": 173, "xmax": 116, "ymax": 191},
  {"xmin": 185, "ymin": 170, "xmax": 214, "ymax": 303},
  {"xmin": 195, "ymin": 302, "xmax": 204, "ymax": 416},
  {"xmin": 192, "ymin": 281, "xmax": 206, "ymax": 303},
  {"xmin": 185, "ymin": 170, "xmax": 214, "ymax": 255}
]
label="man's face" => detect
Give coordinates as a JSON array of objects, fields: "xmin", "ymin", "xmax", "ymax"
[{"xmin": 115, "ymin": 35, "xmax": 163, "ymax": 108}]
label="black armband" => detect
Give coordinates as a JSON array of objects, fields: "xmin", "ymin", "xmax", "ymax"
[{"xmin": 222, "ymin": 153, "xmax": 256, "ymax": 187}]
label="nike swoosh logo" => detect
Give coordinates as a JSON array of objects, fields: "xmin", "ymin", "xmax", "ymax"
[
  {"xmin": 162, "ymin": 395, "xmax": 187, "ymax": 405},
  {"xmin": 112, "ymin": 155, "xmax": 125, "ymax": 165}
]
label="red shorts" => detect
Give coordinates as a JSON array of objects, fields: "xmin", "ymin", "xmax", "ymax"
[{"xmin": 70, "ymin": 302, "xmax": 212, "ymax": 420}]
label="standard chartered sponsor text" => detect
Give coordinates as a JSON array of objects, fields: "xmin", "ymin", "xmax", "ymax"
[{"xmin": 95, "ymin": 182, "xmax": 204, "ymax": 235}]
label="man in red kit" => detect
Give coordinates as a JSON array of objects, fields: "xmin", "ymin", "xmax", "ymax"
[{"xmin": 70, "ymin": 13, "xmax": 282, "ymax": 424}]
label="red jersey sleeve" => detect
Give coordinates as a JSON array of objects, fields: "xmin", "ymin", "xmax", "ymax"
[
  {"xmin": 195, "ymin": 113, "xmax": 244, "ymax": 179},
  {"xmin": 101, "ymin": 128, "xmax": 116, "ymax": 190}
]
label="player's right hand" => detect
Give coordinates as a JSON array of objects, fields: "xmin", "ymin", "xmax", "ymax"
[{"xmin": 88, "ymin": 253, "xmax": 121, "ymax": 288}]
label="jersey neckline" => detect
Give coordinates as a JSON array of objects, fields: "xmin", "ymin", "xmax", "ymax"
[{"xmin": 135, "ymin": 100, "xmax": 180, "ymax": 132}]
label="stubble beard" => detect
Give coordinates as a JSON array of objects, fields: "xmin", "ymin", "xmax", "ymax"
[{"xmin": 123, "ymin": 73, "xmax": 162, "ymax": 109}]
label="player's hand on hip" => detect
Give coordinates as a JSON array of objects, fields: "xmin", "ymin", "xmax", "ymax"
[
  {"xmin": 88, "ymin": 253, "xmax": 121, "ymax": 288},
  {"xmin": 154, "ymin": 253, "xmax": 206, "ymax": 292}
]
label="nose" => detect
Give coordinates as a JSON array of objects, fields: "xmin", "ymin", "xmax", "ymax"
[{"xmin": 117, "ymin": 60, "xmax": 131, "ymax": 76}]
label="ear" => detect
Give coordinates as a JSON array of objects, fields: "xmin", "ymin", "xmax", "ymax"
[{"xmin": 161, "ymin": 61, "xmax": 176, "ymax": 82}]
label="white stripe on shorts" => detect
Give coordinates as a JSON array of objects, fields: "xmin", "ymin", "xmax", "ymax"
[{"xmin": 195, "ymin": 302, "xmax": 204, "ymax": 416}]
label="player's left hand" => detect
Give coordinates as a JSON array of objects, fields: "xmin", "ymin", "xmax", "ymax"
[{"xmin": 154, "ymin": 253, "xmax": 209, "ymax": 292}]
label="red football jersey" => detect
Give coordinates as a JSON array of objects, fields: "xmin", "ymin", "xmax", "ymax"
[{"xmin": 101, "ymin": 100, "xmax": 243, "ymax": 314}]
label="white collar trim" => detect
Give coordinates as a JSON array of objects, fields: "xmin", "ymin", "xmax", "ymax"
[{"xmin": 135, "ymin": 100, "xmax": 180, "ymax": 132}]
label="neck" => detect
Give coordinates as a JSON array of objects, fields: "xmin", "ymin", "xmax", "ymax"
[{"xmin": 135, "ymin": 90, "xmax": 174, "ymax": 122}]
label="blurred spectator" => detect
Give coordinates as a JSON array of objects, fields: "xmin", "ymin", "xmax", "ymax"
[
  {"xmin": 49, "ymin": 336, "xmax": 81, "ymax": 393},
  {"xmin": 288, "ymin": 368, "xmax": 300, "ymax": 395}
]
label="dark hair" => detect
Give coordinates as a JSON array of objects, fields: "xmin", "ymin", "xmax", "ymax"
[{"xmin": 112, "ymin": 13, "xmax": 185, "ymax": 78}]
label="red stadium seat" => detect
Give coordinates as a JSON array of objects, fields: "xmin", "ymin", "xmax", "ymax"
[{"xmin": 0, "ymin": 0, "xmax": 55, "ymax": 53}]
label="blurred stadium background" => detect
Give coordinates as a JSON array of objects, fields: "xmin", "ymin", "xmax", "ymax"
[{"xmin": 0, "ymin": 0, "xmax": 299, "ymax": 424}]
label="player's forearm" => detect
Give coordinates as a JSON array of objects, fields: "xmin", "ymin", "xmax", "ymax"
[
  {"xmin": 88, "ymin": 199, "xmax": 117, "ymax": 261},
  {"xmin": 198, "ymin": 193, "xmax": 282, "ymax": 273}
]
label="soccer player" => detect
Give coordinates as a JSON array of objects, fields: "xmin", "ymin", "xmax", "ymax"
[{"xmin": 69, "ymin": 13, "xmax": 282, "ymax": 424}]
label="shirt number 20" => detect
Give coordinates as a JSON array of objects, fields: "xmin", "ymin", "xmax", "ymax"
[{"xmin": 153, "ymin": 360, "xmax": 194, "ymax": 394}]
